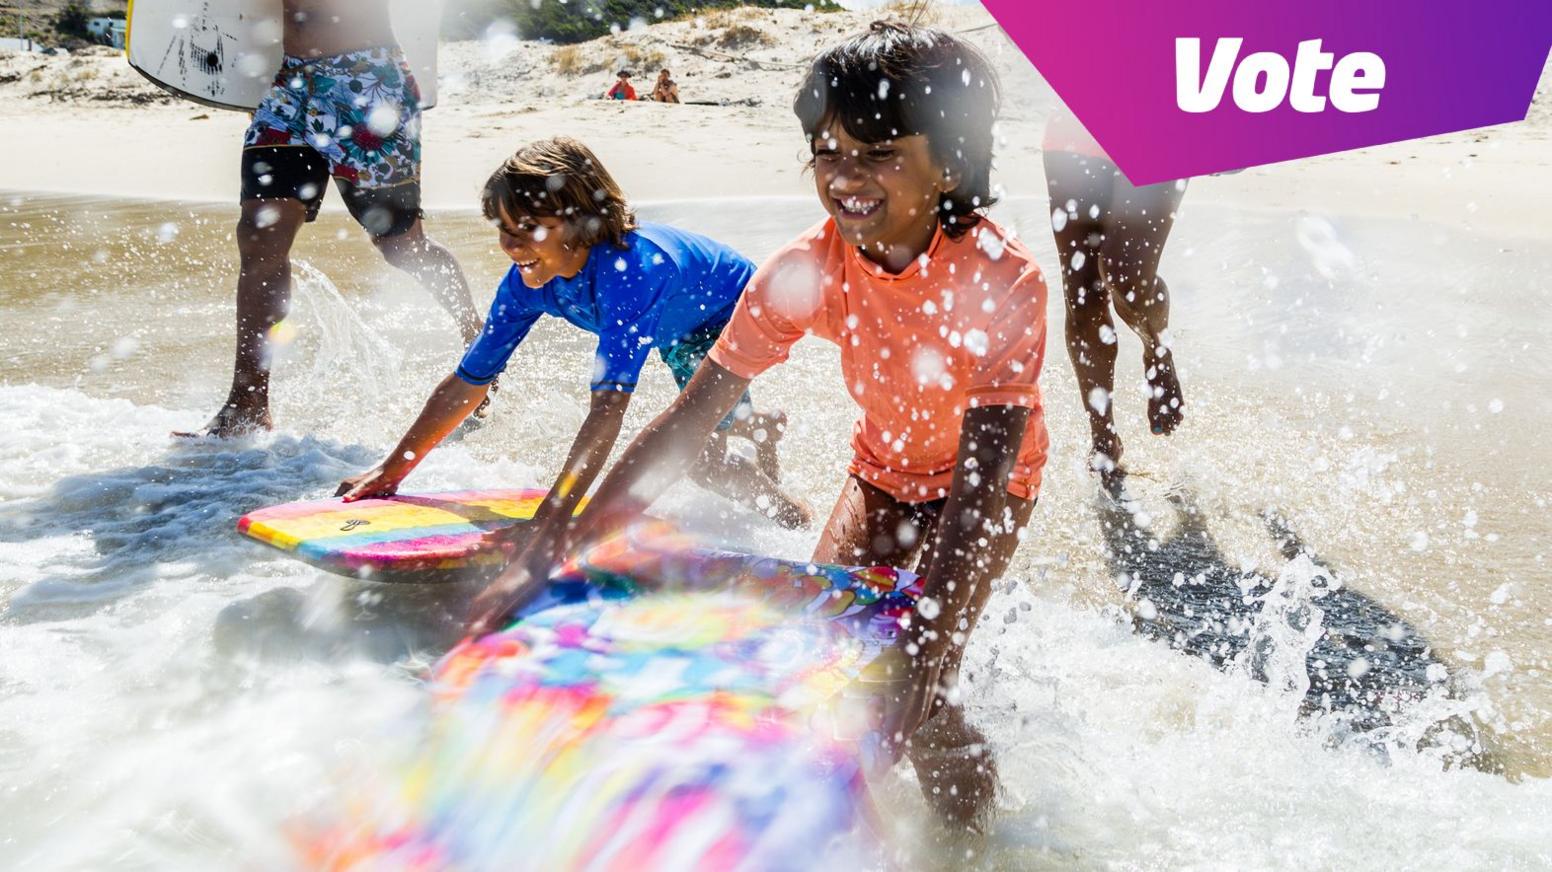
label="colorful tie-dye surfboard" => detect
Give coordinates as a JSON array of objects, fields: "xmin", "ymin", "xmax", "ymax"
[{"xmin": 296, "ymin": 522, "xmax": 922, "ymax": 871}]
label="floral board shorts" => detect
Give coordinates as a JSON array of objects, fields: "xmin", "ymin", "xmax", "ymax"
[
  {"xmin": 659, "ymin": 321, "xmax": 755, "ymax": 433},
  {"xmin": 240, "ymin": 46, "xmax": 423, "ymax": 237}
]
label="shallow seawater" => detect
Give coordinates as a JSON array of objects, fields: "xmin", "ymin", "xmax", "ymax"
[{"xmin": 1, "ymin": 190, "xmax": 1550, "ymax": 870}]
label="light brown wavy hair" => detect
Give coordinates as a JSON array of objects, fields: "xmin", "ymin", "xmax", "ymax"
[{"xmin": 481, "ymin": 137, "xmax": 637, "ymax": 249}]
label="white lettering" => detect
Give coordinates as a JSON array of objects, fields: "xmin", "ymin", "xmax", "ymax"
[
  {"xmin": 1175, "ymin": 37, "xmax": 1241, "ymax": 113},
  {"xmin": 1175, "ymin": 37, "xmax": 1386, "ymax": 114},
  {"xmin": 1232, "ymin": 51, "xmax": 1292, "ymax": 113},
  {"xmin": 1331, "ymin": 51, "xmax": 1386, "ymax": 112},
  {"xmin": 1289, "ymin": 39, "xmax": 1335, "ymax": 112}
]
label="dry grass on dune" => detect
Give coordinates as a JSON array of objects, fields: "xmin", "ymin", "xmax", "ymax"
[
  {"xmin": 711, "ymin": 22, "xmax": 775, "ymax": 50},
  {"xmin": 551, "ymin": 41, "xmax": 667, "ymax": 76},
  {"xmin": 879, "ymin": 0, "xmax": 941, "ymax": 27}
]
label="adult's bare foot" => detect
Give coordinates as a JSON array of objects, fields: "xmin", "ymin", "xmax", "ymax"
[
  {"xmin": 173, "ymin": 403, "xmax": 273, "ymax": 439},
  {"xmin": 1090, "ymin": 423, "xmax": 1124, "ymax": 492},
  {"xmin": 1144, "ymin": 347, "xmax": 1185, "ymax": 435}
]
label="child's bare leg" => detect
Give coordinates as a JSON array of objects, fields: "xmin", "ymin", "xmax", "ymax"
[
  {"xmin": 906, "ymin": 494, "xmax": 1033, "ymax": 830},
  {"xmin": 188, "ymin": 199, "xmax": 308, "ymax": 437},
  {"xmin": 372, "ymin": 219, "xmax": 483, "ymax": 344},
  {"xmin": 1099, "ymin": 176, "xmax": 1186, "ymax": 436},
  {"xmin": 812, "ymin": 478, "xmax": 1030, "ymax": 828},
  {"xmin": 723, "ymin": 408, "xmax": 788, "ymax": 481},
  {"xmin": 810, "ymin": 475, "xmax": 930, "ymax": 567},
  {"xmin": 688, "ymin": 431, "xmax": 811, "ymax": 529},
  {"xmin": 905, "ymin": 705, "xmax": 997, "ymax": 830}
]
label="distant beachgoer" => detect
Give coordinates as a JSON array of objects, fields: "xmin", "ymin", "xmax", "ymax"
[
  {"xmin": 182, "ymin": 0, "xmax": 483, "ymax": 438},
  {"xmin": 1043, "ymin": 111, "xmax": 1186, "ymax": 492},
  {"xmin": 606, "ymin": 70, "xmax": 637, "ymax": 101},
  {"xmin": 650, "ymin": 69, "xmax": 680, "ymax": 104}
]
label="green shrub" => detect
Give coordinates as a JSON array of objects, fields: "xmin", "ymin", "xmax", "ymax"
[
  {"xmin": 53, "ymin": 1, "xmax": 93, "ymax": 39},
  {"xmin": 446, "ymin": 0, "xmax": 838, "ymax": 45}
]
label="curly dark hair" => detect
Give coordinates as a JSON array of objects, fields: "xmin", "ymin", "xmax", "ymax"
[
  {"xmin": 481, "ymin": 137, "xmax": 637, "ymax": 249},
  {"xmin": 794, "ymin": 21, "xmax": 1002, "ymax": 237}
]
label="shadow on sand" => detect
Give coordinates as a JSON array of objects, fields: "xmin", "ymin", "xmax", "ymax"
[
  {"xmin": 210, "ymin": 577, "xmax": 480, "ymax": 666},
  {"xmin": 1094, "ymin": 473, "xmax": 1496, "ymax": 771},
  {"xmin": 0, "ymin": 434, "xmax": 374, "ymax": 621}
]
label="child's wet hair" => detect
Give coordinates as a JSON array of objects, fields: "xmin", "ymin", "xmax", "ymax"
[
  {"xmin": 481, "ymin": 137, "xmax": 636, "ymax": 248},
  {"xmin": 795, "ymin": 21, "xmax": 1002, "ymax": 237}
]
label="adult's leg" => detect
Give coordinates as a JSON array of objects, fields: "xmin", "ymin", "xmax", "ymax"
[
  {"xmin": 371, "ymin": 217, "xmax": 483, "ymax": 345},
  {"xmin": 1098, "ymin": 173, "xmax": 1187, "ymax": 437},
  {"xmin": 906, "ymin": 493, "xmax": 1035, "ymax": 828},
  {"xmin": 185, "ymin": 199, "xmax": 309, "ymax": 437},
  {"xmin": 1045, "ymin": 150, "xmax": 1123, "ymax": 486}
]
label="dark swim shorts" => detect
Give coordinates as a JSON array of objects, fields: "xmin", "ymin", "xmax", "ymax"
[
  {"xmin": 659, "ymin": 321, "xmax": 755, "ymax": 432},
  {"xmin": 240, "ymin": 46, "xmax": 423, "ymax": 238}
]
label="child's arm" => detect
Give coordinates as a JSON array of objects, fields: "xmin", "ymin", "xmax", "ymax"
[
  {"xmin": 467, "ymin": 361, "xmax": 751, "ymax": 634},
  {"xmin": 507, "ymin": 389, "xmax": 632, "ymax": 565},
  {"xmin": 336, "ymin": 374, "xmax": 490, "ymax": 501},
  {"xmin": 878, "ymin": 404, "xmax": 1031, "ymax": 750}
]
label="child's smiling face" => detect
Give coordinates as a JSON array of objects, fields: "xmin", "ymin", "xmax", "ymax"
[
  {"xmin": 811, "ymin": 121, "xmax": 956, "ymax": 269},
  {"xmin": 494, "ymin": 207, "xmax": 590, "ymax": 288}
]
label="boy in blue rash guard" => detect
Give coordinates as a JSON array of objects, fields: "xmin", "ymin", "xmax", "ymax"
[
  {"xmin": 454, "ymin": 214, "xmax": 756, "ymax": 400},
  {"xmin": 338, "ymin": 138, "xmax": 810, "ymax": 565}
]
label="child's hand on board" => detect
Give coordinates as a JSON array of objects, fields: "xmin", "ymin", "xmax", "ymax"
[
  {"xmin": 335, "ymin": 466, "xmax": 404, "ymax": 502},
  {"xmin": 467, "ymin": 529, "xmax": 574, "ymax": 635},
  {"xmin": 477, "ymin": 525, "xmax": 525, "ymax": 554}
]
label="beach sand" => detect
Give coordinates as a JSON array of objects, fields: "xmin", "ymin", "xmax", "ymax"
[{"xmin": 1, "ymin": 5, "xmax": 1548, "ymax": 238}]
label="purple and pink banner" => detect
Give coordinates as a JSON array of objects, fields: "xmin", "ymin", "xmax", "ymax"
[{"xmin": 982, "ymin": 0, "xmax": 1552, "ymax": 184}]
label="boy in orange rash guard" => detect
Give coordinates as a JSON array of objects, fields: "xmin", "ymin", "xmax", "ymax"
[
  {"xmin": 711, "ymin": 215, "xmax": 1049, "ymax": 504},
  {"xmin": 472, "ymin": 22, "xmax": 1049, "ymax": 827}
]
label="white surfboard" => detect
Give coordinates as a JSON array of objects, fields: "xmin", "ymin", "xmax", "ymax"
[{"xmin": 125, "ymin": 0, "xmax": 442, "ymax": 112}]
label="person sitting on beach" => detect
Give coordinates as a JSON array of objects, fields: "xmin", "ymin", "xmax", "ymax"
[
  {"xmin": 470, "ymin": 24, "xmax": 1050, "ymax": 828},
  {"xmin": 1043, "ymin": 111, "xmax": 1186, "ymax": 492},
  {"xmin": 605, "ymin": 70, "xmax": 637, "ymax": 101},
  {"xmin": 183, "ymin": 0, "xmax": 483, "ymax": 437},
  {"xmin": 650, "ymin": 69, "xmax": 680, "ymax": 104},
  {"xmin": 337, "ymin": 136, "xmax": 811, "ymax": 548}
]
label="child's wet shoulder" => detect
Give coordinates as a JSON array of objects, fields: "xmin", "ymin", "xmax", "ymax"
[
  {"xmin": 757, "ymin": 219, "xmax": 839, "ymax": 273},
  {"xmin": 626, "ymin": 223, "xmax": 701, "ymax": 274},
  {"xmin": 591, "ymin": 229, "xmax": 667, "ymax": 282}
]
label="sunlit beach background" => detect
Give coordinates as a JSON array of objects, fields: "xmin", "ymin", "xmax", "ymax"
[{"xmin": 1, "ymin": 3, "xmax": 1550, "ymax": 868}]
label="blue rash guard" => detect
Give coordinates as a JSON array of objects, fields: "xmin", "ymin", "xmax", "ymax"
[{"xmin": 455, "ymin": 223, "xmax": 756, "ymax": 393}]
